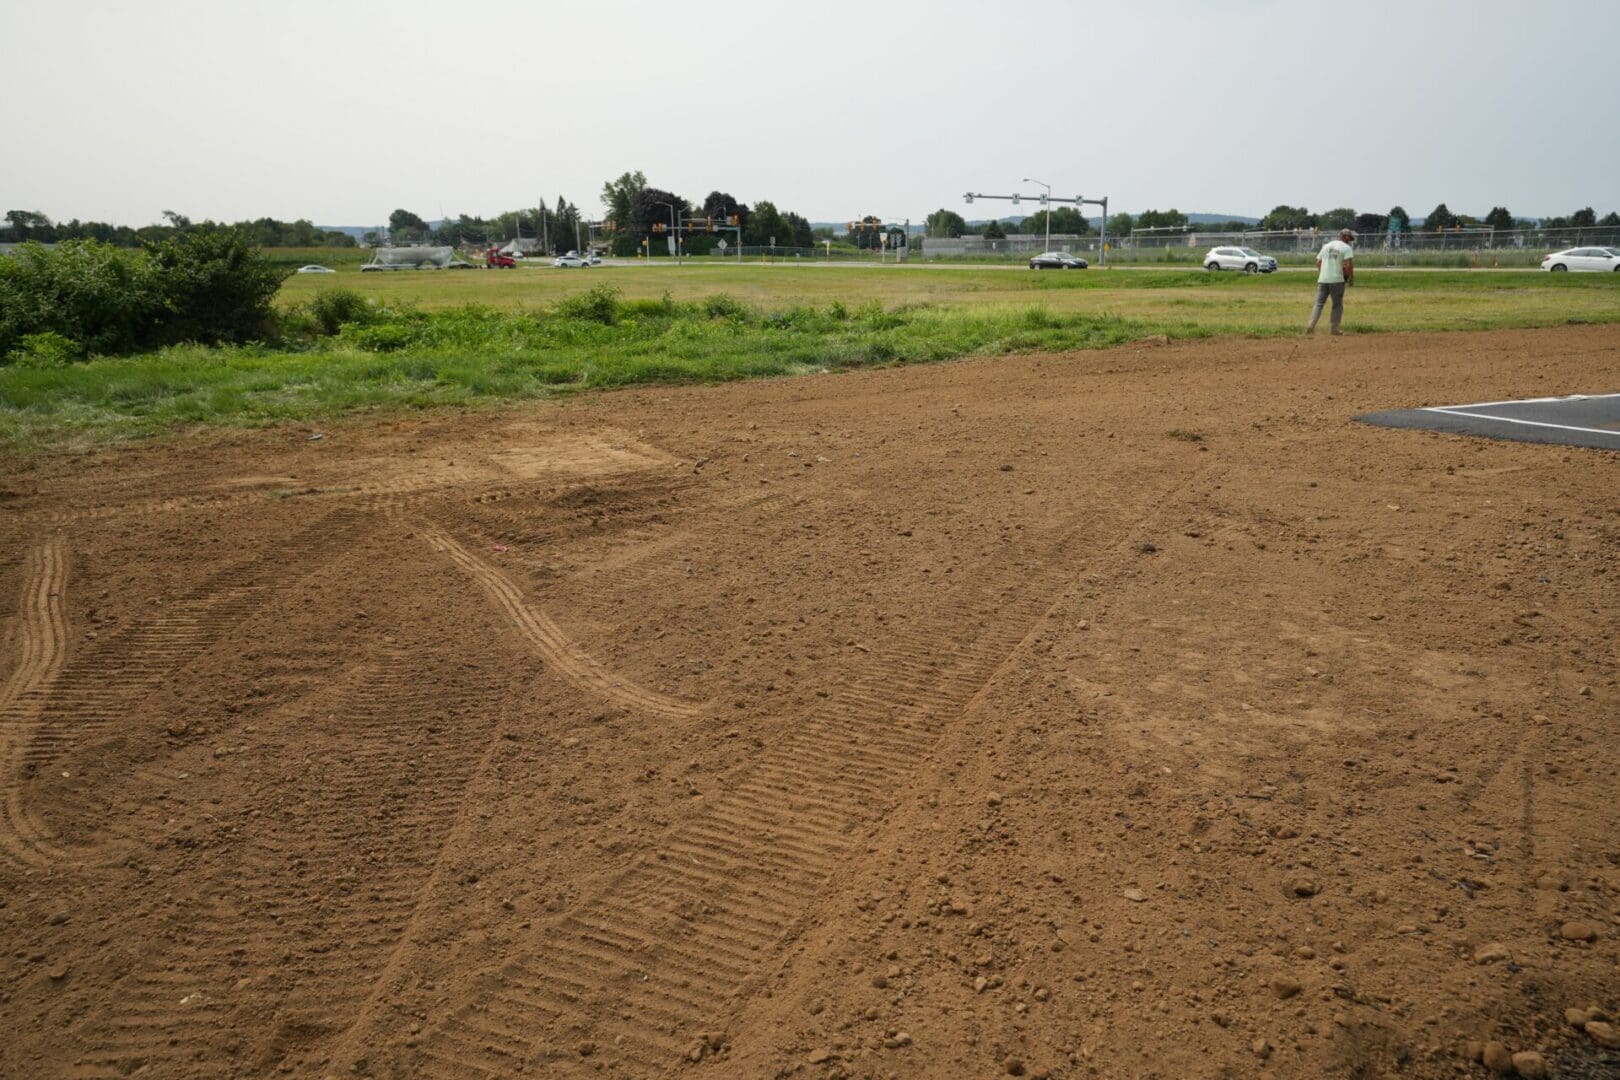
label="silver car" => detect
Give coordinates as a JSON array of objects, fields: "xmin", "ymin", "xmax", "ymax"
[{"xmin": 1204, "ymin": 246, "xmax": 1277, "ymax": 273}]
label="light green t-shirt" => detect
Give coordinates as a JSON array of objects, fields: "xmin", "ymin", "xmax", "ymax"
[{"xmin": 1317, "ymin": 239, "xmax": 1353, "ymax": 283}]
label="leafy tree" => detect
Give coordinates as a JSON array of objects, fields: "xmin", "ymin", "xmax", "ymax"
[
  {"xmin": 982, "ymin": 219, "xmax": 1006, "ymax": 240},
  {"xmin": 925, "ymin": 208, "xmax": 967, "ymax": 238},
  {"xmin": 781, "ymin": 211, "xmax": 814, "ymax": 248},
  {"xmin": 387, "ymin": 208, "xmax": 429, "ymax": 241},
  {"xmin": 1317, "ymin": 207, "xmax": 1357, "ymax": 231},
  {"xmin": 4, "ymin": 210, "xmax": 56, "ymax": 242},
  {"xmin": 635, "ymin": 188, "xmax": 688, "ymax": 249},
  {"xmin": 702, "ymin": 191, "xmax": 750, "ymax": 232},
  {"xmin": 1387, "ymin": 206, "xmax": 1411, "ymax": 233},
  {"xmin": 746, "ymin": 201, "xmax": 787, "ymax": 247},
  {"xmin": 1106, "ymin": 212, "xmax": 1134, "ymax": 236},
  {"xmin": 1259, "ymin": 205, "xmax": 1314, "ymax": 230},
  {"xmin": 1136, "ymin": 208, "xmax": 1189, "ymax": 231},
  {"xmin": 1424, "ymin": 203, "xmax": 1457, "ymax": 230},
  {"xmin": 601, "ymin": 170, "xmax": 648, "ymax": 232},
  {"xmin": 1483, "ymin": 206, "xmax": 1514, "ymax": 230},
  {"xmin": 1570, "ymin": 207, "xmax": 1597, "ymax": 227},
  {"xmin": 1022, "ymin": 207, "xmax": 1091, "ymax": 235},
  {"xmin": 1600, "ymin": 211, "xmax": 1620, "ymax": 227},
  {"xmin": 1353, "ymin": 212, "xmax": 1387, "ymax": 235}
]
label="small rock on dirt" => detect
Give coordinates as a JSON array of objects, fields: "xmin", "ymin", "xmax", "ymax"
[
  {"xmin": 1586, "ymin": 1021, "xmax": 1619, "ymax": 1048},
  {"xmin": 1283, "ymin": 872, "xmax": 1321, "ymax": 898},
  {"xmin": 1270, "ymin": 976, "xmax": 1303, "ymax": 1000},
  {"xmin": 1559, "ymin": 920, "xmax": 1599, "ymax": 942},
  {"xmin": 1251, "ymin": 1038, "xmax": 1273, "ymax": 1059},
  {"xmin": 807, "ymin": 1048, "xmax": 833, "ymax": 1065},
  {"xmin": 1473, "ymin": 942, "xmax": 1512, "ymax": 965},
  {"xmin": 1121, "ymin": 888, "xmax": 1146, "ymax": 903},
  {"xmin": 1481, "ymin": 1040, "xmax": 1514, "ymax": 1074},
  {"xmin": 1511, "ymin": 1050, "xmax": 1548, "ymax": 1078}
]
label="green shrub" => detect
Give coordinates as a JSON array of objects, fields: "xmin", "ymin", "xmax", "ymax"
[
  {"xmin": 343, "ymin": 321, "xmax": 419, "ymax": 352},
  {"xmin": 144, "ymin": 227, "xmax": 289, "ymax": 346},
  {"xmin": 555, "ymin": 284, "xmax": 622, "ymax": 324},
  {"xmin": 0, "ymin": 240, "xmax": 157, "ymax": 358},
  {"xmin": 5, "ymin": 331, "xmax": 82, "ymax": 368},
  {"xmin": 307, "ymin": 288, "xmax": 374, "ymax": 336},
  {"xmin": 702, "ymin": 293, "xmax": 748, "ymax": 320},
  {"xmin": 0, "ymin": 230, "xmax": 288, "ymax": 360}
]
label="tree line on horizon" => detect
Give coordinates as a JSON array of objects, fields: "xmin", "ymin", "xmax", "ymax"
[
  {"xmin": 10, "ymin": 195, "xmax": 1616, "ymax": 253},
  {"xmin": 924, "ymin": 203, "xmax": 1620, "ymax": 240},
  {"xmin": 1, "ymin": 210, "xmax": 357, "ymax": 248}
]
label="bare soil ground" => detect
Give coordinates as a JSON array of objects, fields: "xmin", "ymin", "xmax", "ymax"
[{"xmin": 1, "ymin": 326, "xmax": 1617, "ymax": 1080}]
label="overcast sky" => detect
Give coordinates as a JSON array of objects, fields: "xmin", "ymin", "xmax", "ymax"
[{"xmin": 3, "ymin": 0, "xmax": 1617, "ymax": 227}]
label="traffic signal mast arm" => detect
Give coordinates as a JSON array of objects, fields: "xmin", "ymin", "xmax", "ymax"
[{"xmin": 963, "ymin": 191, "xmax": 1111, "ymax": 265}]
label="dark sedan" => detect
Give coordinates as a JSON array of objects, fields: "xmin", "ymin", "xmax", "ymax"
[{"xmin": 1029, "ymin": 251, "xmax": 1088, "ymax": 270}]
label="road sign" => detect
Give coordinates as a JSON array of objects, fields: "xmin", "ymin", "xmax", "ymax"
[{"xmin": 717, "ymin": 239, "xmax": 727, "ymax": 250}]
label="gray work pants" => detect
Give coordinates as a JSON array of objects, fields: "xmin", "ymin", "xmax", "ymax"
[{"xmin": 1308, "ymin": 282, "xmax": 1346, "ymax": 333}]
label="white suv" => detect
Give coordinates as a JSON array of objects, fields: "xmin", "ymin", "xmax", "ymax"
[{"xmin": 1204, "ymin": 246, "xmax": 1277, "ymax": 273}]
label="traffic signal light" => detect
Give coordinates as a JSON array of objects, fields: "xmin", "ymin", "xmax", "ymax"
[
  {"xmin": 728, "ymin": 215, "xmax": 740, "ymax": 225},
  {"xmin": 652, "ymin": 222, "xmax": 666, "ymax": 233},
  {"xmin": 706, "ymin": 216, "xmax": 714, "ymax": 232}
]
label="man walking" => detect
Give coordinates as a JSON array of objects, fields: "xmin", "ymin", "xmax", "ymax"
[{"xmin": 1306, "ymin": 229, "xmax": 1355, "ymax": 335}]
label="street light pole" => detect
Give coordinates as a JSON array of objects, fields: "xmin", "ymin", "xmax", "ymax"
[{"xmin": 1024, "ymin": 177, "xmax": 1051, "ymax": 253}]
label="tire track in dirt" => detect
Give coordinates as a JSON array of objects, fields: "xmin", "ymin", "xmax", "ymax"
[
  {"xmin": 421, "ymin": 523, "xmax": 703, "ymax": 722},
  {"xmin": 0, "ymin": 536, "xmax": 70, "ymax": 866},
  {"xmin": 398, "ymin": 474, "xmax": 1194, "ymax": 1079},
  {"xmin": 0, "ymin": 510, "xmax": 371, "ymax": 870},
  {"xmin": 70, "ymin": 647, "xmax": 514, "ymax": 1078}
]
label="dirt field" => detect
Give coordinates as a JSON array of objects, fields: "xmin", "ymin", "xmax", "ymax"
[{"xmin": 2, "ymin": 326, "xmax": 1617, "ymax": 1079}]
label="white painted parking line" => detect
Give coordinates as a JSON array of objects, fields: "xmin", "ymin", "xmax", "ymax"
[
  {"xmin": 1421, "ymin": 407, "xmax": 1620, "ymax": 439},
  {"xmin": 1431, "ymin": 392, "xmax": 1620, "ymax": 410}
]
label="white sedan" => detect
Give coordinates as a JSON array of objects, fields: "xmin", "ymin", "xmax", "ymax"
[
  {"xmin": 1541, "ymin": 247, "xmax": 1620, "ymax": 272},
  {"xmin": 295, "ymin": 264, "xmax": 337, "ymax": 274},
  {"xmin": 1203, "ymin": 247, "xmax": 1277, "ymax": 273},
  {"xmin": 553, "ymin": 253, "xmax": 592, "ymax": 268}
]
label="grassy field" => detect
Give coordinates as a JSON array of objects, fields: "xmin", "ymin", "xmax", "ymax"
[
  {"xmin": 4, "ymin": 265, "xmax": 1617, "ymax": 449},
  {"xmin": 277, "ymin": 263, "xmax": 1620, "ymax": 333}
]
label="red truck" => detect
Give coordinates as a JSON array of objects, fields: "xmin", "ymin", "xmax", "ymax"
[{"xmin": 486, "ymin": 248, "xmax": 517, "ymax": 269}]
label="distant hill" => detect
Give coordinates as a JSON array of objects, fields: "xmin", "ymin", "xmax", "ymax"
[{"xmin": 317, "ymin": 225, "xmax": 382, "ymax": 240}]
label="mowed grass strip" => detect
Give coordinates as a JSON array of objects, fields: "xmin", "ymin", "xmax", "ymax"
[{"xmin": 5, "ymin": 268, "xmax": 1617, "ymax": 448}]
